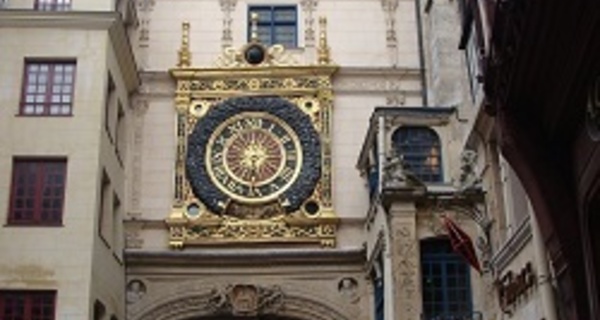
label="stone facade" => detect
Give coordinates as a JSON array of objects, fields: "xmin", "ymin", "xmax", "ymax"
[
  {"xmin": 0, "ymin": 7, "xmax": 137, "ymax": 319},
  {"xmin": 0, "ymin": 1, "xmax": 561, "ymax": 320}
]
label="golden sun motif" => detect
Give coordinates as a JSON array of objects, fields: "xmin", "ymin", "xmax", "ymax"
[
  {"xmin": 206, "ymin": 112, "xmax": 302, "ymax": 203},
  {"xmin": 226, "ymin": 129, "xmax": 283, "ymax": 185}
]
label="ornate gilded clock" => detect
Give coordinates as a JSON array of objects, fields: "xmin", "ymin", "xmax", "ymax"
[
  {"xmin": 166, "ymin": 20, "xmax": 337, "ymax": 247},
  {"xmin": 186, "ymin": 96, "xmax": 321, "ymax": 217}
]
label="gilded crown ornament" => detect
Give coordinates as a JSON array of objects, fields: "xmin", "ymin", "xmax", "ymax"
[{"xmin": 178, "ymin": 21, "xmax": 191, "ymax": 67}]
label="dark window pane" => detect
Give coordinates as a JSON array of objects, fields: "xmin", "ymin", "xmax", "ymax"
[
  {"xmin": 273, "ymin": 8, "xmax": 296, "ymax": 22},
  {"xmin": 20, "ymin": 61, "xmax": 75, "ymax": 116},
  {"xmin": 421, "ymin": 238, "xmax": 472, "ymax": 319},
  {"xmin": 9, "ymin": 160, "xmax": 66, "ymax": 225},
  {"xmin": 248, "ymin": 6, "xmax": 297, "ymax": 47},
  {"xmin": 35, "ymin": 0, "xmax": 71, "ymax": 11},
  {"xmin": 392, "ymin": 127, "xmax": 443, "ymax": 182},
  {"xmin": 0, "ymin": 291, "xmax": 55, "ymax": 320}
]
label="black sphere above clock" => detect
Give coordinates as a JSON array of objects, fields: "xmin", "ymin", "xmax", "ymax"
[
  {"xmin": 186, "ymin": 96, "xmax": 321, "ymax": 216},
  {"xmin": 244, "ymin": 44, "xmax": 266, "ymax": 65}
]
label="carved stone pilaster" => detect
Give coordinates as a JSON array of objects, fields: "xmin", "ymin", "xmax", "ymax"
[
  {"xmin": 388, "ymin": 203, "xmax": 421, "ymax": 320},
  {"xmin": 381, "ymin": 0, "xmax": 399, "ymax": 65},
  {"xmin": 136, "ymin": 0, "xmax": 155, "ymax": 69},
  {"xmin": 300, "ymin": 0, "xmax": 319, "ymax": 47},
  {"xmin": 125, "ymin": 222, "xmax": 144, "ymax": 249},
  {"xmin": 220, "ymin": 0, "xmax": 237, "ymax": 48},
  {"xmin": 129, "ymin": 97, "xmax": 148, "ymax": 216},
  {"xmin": 136, "ymin": 0, "xmax": 154, "ymax": 44}
]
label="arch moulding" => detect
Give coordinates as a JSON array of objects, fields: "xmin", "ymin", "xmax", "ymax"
[{"xmin": 131, "ymin": 284, "xmax": 352, "ymax": 320}]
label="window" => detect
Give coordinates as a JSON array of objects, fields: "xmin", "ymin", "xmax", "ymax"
[
  {"xmin": 20, "ymin": 61, "xmax": 75, "ymax": 116},
  {"xmin": 465, "ymin": 30, "xmax": 482, "ymax": 101},
  {"xmin": 0, "ymin": 290, "xmax": 56, "ymax": 320},
  {"xmin": 421, "ymin": 238, "xmax": 473, "ymax": 320},
  {"xmin": 112, "ymin": 193, "xmax": 122, "ymax": 259},
  {"xmin": 8, "ymin": 159, "xmax": 67, "ymax": 225},
  {"xmin": 370, "ymin": 254, "xmax": 384, "ymax": 320},
  {"xmin": 99, "ymin": 171, "xmax": 112, "ymax": 245},
  {"xmin": 104, "ymin": 74, "xmax": 116, "ymax": 141},
  {"xmin": 457, "ymin": 0, "xmax": 484, "ymax": 103},
  {"xmin": 34, "ymin": 0, "xmax": 71, "ymax": 11},
  {"xmin": 248, "ymin": 6, "xmax": 297, "ymax": 47},
  {"xmin": 115, "ymin": 103, "xmax": 126, "ymax": 165},
  {"xmin": 392, "ymin": 127, "xmax": 443, "ymax": 183},
  {"xmin": 93, "ymin": 300, "xmax": 106, "ymax": 320}
]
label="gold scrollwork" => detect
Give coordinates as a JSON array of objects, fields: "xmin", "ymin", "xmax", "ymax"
[
  {"xmin": 168, "ymin": 41, "xmax": 338, "ymax": 248},
  {"xmin": 169, "ymin": 213, "xmax": 337, "ymax": 248}
]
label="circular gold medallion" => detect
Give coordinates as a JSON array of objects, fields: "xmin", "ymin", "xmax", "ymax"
[{"xmin": 206, "ymin": 112, "xmax": 302, "ymax": 203}]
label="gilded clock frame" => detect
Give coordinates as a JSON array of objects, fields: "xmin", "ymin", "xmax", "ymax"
[{"xmin": 166, "ymin": 21, "xmax": 338, "ymax": 248}]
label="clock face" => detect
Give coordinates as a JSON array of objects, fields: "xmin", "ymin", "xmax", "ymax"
[
  {"xmin": 186, "ymin": 96, "xmax": 321, "ymax": 215},
  {"xmin": 206, "ymin": 112, "xmax": 302, "ymax": 203}
]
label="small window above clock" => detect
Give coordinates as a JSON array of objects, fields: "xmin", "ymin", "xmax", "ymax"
[{"xmin": 248, "ymin": 5, "xmax": 297, "ymax": 48}]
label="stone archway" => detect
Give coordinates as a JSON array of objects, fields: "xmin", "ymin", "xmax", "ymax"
[{"xmin": 132, "ymin": 284, "xmax": 352, "ymax": 320}]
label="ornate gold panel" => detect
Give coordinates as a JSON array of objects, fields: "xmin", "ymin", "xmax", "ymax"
[{"xmin": 166, "ymin": 20, "xmax": 338, "ymax": 248}]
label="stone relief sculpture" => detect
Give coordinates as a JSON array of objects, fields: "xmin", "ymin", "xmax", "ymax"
[
  {"xmin": 338, "ymin": 277, "xmax": 359, "ymax": 303},
  {"xmin": 457, "ymin": 149, "xmax": 482, "ymax": 192},
  {"xmin": 383, "ymin": 154, "xmax": 425, "ymax": 188},
  {"xmin": 127, "ymin": 280, "xmax": 147, "ymax": 304},
  {"xmin": 383, "ymin": 155, "xmax": 406, "ymax": 188},
  {"xmin": 208, "ymin": 284, "xmax": 284, "ymax": 317}
]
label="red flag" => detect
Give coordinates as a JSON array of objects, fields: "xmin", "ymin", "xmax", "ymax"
[{"xmin": 441, "ymin": 215, "xmax": 482, "ymax": 274}]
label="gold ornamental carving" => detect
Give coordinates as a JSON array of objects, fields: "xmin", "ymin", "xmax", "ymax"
[{"xmin": 167, "ymin": 22, "xmax": 338, "ymax": 248}]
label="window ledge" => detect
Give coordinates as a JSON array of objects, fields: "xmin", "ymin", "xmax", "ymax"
[
  {"xmin": 4, "ymin": 223, "xmax": 64, "ymax": 227},
  {"xmin": 425, "ymin": 183, "xmax": 457, "ymax": 194},
  {"xmin": 16, "ymin": 113, "xmax": 73, "ymax": 117}
]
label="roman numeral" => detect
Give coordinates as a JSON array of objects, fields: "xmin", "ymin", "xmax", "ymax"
[
  {"xmin": 280, "ymin": 167, "xmax": 294, "ymax": 182},
  {"xmin": 280, "ymin": 135, "xmax": 291, "ymax": 144},
  {"xmin": 211, "ymin": 152, "xmax": 223, "ymax": 163},
  {"xmin": 243, "ymin": 117, "xmax": 262, "ymax": 129}
]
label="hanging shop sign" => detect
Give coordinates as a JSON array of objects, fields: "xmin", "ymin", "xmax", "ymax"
[{"xmin": 497, "ymin": 262, "xmax": 536, "ymax": 312}]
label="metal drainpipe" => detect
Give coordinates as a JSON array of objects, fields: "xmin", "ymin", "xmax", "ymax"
[
  {"xmin": 415, "ymin": 0, "xmax": 428, "ymax": 106},
  {"xmin": 531, "ymin": 208, "xmax": 558, "ymax": 320}
]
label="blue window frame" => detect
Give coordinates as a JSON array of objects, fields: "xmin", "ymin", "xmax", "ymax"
[
  {"xmin": 374, "ymin": 277, "xmax": 384, "ymax": 320},
  {"xmin": 420, "ymin": 238, "xmax": 473, "ymax": 320},
  {"xmin": 248, "ymin": 5, "xmax": 297, "ymax": 47},
  {"xmin": 371, "ymin": 255, "xmax": 384, "ymax": 320},
  {"xmin": 392, "ymin": 127, "xmax": 443, "ymax": 183}
]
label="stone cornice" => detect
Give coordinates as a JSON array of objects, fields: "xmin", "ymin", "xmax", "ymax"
[
  {"xmin": 137, "ymin": 66, "xmax": 424, "ymax": 99},
  {"xmin": 0, "ymin": 10, "xmax": 116, "ymax": 28},
  {"xmin": 334, "ymin": 66, "xmax": 422, "ymax": 95},
  {"xmin": 490, "ymin": 216, "xmax": 532, "ymax": 272},
  {"xmin": 336, "ymin": 66, "xmax": 421, "ymax": 77},
  {"xmin": 126, "ymin": 248, "xmax": 365, "ymax": 267},
  {"xmin": 0, "ymin": 9, "xmax": 140, "ymax": 93}
]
